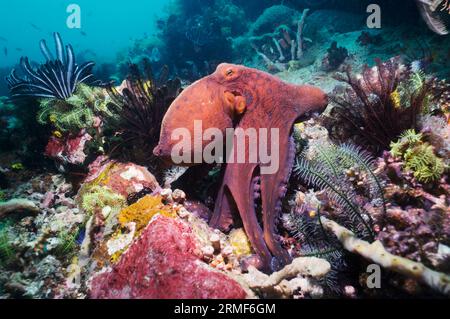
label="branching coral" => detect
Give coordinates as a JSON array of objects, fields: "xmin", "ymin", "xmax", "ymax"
[
  {"xmin": 105, "ymin": 59, "xmax": 182, "ymax": 168},
  {"xmin": 6, "ymin": 33, "xmax": 97, "ymax": 100},
  {"xmin": 321, "ymin": 41, "xmax": 348, "ymax": 71},
  {"xmin": 243, "ymin": 257, "xmax": 331, "ymax": 299},
  {"xmin": 251, "ymin": 8, "xmax": 311, "ymax": 72},
  {"xmin": 294, "ymin": 143, "xmax": 386, "ymax": 240},
  {"xmin": 390, "ymin": 129, "xmax": 446, "ymax": 183},
  {"xmin": 325, "ymin": 58, "xmax": 437, "ymax": 153}
]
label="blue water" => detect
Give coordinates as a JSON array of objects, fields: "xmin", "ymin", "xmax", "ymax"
[{"xmin": 0, "ymin": 0, "xmax": 172, "ymax": 68}]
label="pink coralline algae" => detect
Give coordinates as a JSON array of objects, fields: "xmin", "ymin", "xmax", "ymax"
[
  {"xmin": 83, "ymin": 156, "xmax": 160, "ymax": 197},
  {"xmin": 89, "ymin": 216, "xmax": 248, "ymax": 299},
  {"xmin": 44, "ymin": 131, "xmax": 92, "ymax": 165}
]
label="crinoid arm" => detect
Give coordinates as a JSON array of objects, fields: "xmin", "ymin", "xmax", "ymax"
[{"xmin": 6, "ymin": 32, "xmax": 97, "ymax": 100}]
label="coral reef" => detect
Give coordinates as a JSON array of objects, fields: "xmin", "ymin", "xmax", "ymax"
[
  {"xmin": 294, "ymin": 142, "xmax": 385, "ymax": 240},
  {"xmin": 1, "ymin": 0, "xmax": 450, "ymax": 301},
  {"xmin": 0, "ymin": 174, "xmax": 82, "ymax": 298}
]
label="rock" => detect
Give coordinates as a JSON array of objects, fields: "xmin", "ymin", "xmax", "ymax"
[
  {"xmin": 172, "ymin": 189, "xmax": 186, "ymax": 203},
  {"xmin": 89, "ymin": 216, "xmax": 248, "ymax": 299},
  {"xmin": 210, "ymin": 233, "xmax": 221, "ymax": 252},
  {"xmin": 0, "ymin": 199, "xmax": 40, "ymax": 219},
  {"xmin": 45, "ymin": 131, "xmax": 92, "ymax": 165}
]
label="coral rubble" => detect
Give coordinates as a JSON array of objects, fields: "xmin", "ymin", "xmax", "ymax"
[{"xmin": 1, "ymin": 0, "xmax": 449, "ymax": 301}]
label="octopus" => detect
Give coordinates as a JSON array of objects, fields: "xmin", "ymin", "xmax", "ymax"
[{"xmin": 154, "ymin": 64, "xmax": 328, "ymax": 272}]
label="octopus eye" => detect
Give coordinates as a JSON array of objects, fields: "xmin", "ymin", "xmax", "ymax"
[{"xmin": 225, "ymin": 68, "xmax": 234, "ymax": 77}]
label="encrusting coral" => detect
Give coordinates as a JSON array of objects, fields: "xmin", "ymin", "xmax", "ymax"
[{"xmin": 117, "ymin": 195, "xmax": 177, "ymax": 233}]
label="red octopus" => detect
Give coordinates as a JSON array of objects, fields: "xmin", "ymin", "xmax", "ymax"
[{"xmin": 154, "ymin": 64, "xmax": 328, "ymax": 272}]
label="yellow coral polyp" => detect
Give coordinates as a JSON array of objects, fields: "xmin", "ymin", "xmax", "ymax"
[
  {"xmin": 118, "ymin": 195, "xmax": 176, "ymax": 232},
  {"xmin": 229, "ymin": 228, "xmax": 252, "ymax": 257},
  {"xmin": 390, "ymin": 89, "xmax": 401, "ymax": 109},
  {"xmin": 49, "ymin": 114, "xmax": 57, "ymax": 123},
  {"xmin": 52, "ymin": 130, "xmax": 63, "ymax": 138},
  {"xmin": 295, "ymin": 122, "xmax": 305, "ymax": 133}
]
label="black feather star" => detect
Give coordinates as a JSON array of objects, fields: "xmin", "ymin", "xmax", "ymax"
[
  {"xmin": 6, "ymin": 32, "xmax": 96, "ymax": 100},
  {"xmin": 105, "ymin": 58, "xmax": 182, "ymax": 168}
]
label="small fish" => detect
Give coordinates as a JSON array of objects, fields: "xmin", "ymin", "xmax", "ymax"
[
  {"xmin": 80, "ymin": 31, "xmax": 87, "ymax": 36},
  {"xmin": 3, "ymin": 47, "xmax": 7, "ymax": 56},
  {"xmin": 30, "ymin": 23, "xmax": 42, "ymax": 31},
  {"xmin": 15, "ymin": 48, "xmax": 23, "ymax": 52}
]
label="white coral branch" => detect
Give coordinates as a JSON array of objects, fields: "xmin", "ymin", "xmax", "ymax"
[
  {"xmin": 243, "ymin": 257, "xmax": 330, "ymax": 298},
  {"xmin": 296, "ymin": 8, "xmax": 310, "ymax": 59},
  {"xmin": 321, "ymin": 216, "xmax": 450, "ymax": 296}
]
